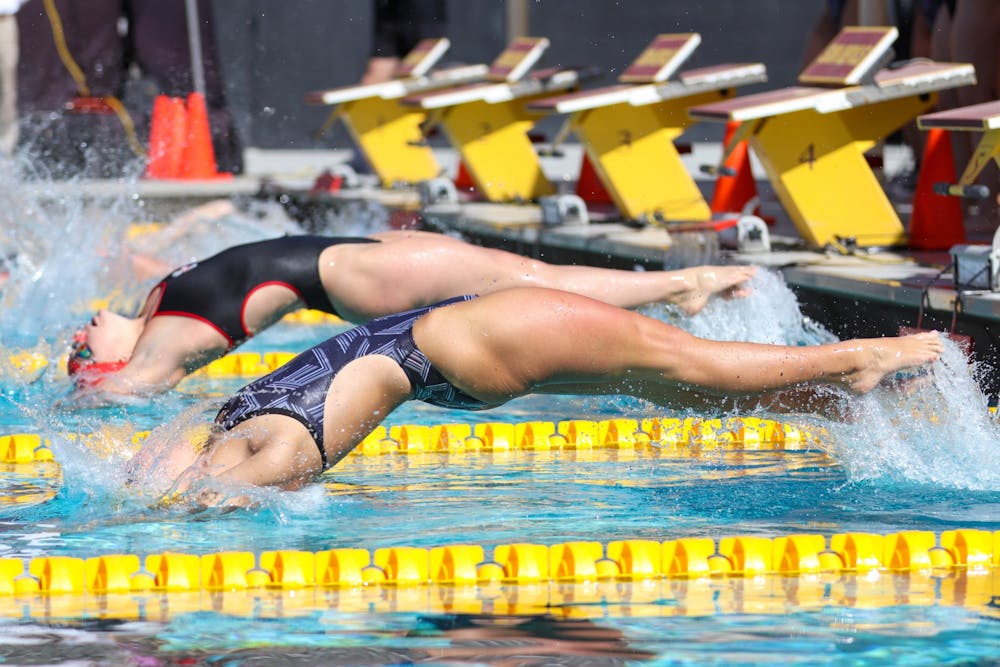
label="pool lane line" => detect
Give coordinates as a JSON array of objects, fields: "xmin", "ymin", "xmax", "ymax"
[
  {"xmin": 2, "ymin": 415, "xmax": 826, "ymax": 465},
  {"xmin": 0, "ymin": 569, "xmax": 996, "ymax": 622},
  {"xmin": 0, "ymin": 529, "xmax": 996, "ymax": 602}
]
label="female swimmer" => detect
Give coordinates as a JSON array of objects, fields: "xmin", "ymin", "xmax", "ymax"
[
  {"xmin": 69, "ymin": 230, "xmax": 755, "ymax": 393},
  {"xmin": 128, "ymin": 287, "xmax": 942, "ymax": 506}
]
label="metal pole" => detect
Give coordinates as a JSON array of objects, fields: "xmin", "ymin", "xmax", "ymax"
[
  {"xmin": 185, "ymin": 0, "xmax": 207, "ymax": 96},
  {"xmin": 506, "ymin": 0, "xmax": 529, "ymax": 40}
]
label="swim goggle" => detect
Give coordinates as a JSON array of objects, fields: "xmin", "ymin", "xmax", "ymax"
[{"xmin": 67, "ymin": 328, "xmax": 127, "ymax": 383}]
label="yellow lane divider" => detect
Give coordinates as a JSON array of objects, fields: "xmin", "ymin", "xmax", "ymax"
[
  {"xmin": 0, "ymin": 434, "xmax": 56, "ymax": 464},
  {"xmin": 1, "ymin": 416, "xmax": 825, "ymax": 465},
  {"xmin": 6, "ymin": 328, "xmax": 347, "ymax": 380},
  {"xmin": 2, "ymin": 351, "xmax": 50, "ymax": 379},
  {"xmin": 0, "ymin": 565, "xmax": 994, "ymax": 621},
  {"xmin": 356, "ymin": 416, "xmax": 822, "ymax": 455},
  {"xmin": 0, "ymin": 530, "xmax": 996, "ymax": 602},
  {"xmin": 188, "ymin": 351, "xmax": 299, "ymax": 379},
  {"xmin": 280, "ymin": 309, "xmax": 345, "ymax": 325}
]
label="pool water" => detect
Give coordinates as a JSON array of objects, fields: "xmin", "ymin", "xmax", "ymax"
[{"xmin": 0, "ymin": 187, "xmax": 998, "ymax": 665}]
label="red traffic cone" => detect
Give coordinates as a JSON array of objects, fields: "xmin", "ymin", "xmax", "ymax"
[
  {"xmin": 908, "ymin": 128, "xmax": 965, "ymax": 250},
  {"xmin": 181, "ymin": 92, "xmax": 231, "ymax": 180},
  {"xmin": 710, "ymin": 120, "xmax": 759, "ymax": 217},
  {"xmin": 145, "ymin": 95, "xmax": 187, "ymax": 179},
  {"xmin": 310, "ymin": 169, "xmax": 344, "ymax": 194},
  {"xmin": 453, "ymin": 160, "xmax": 476, "ymax": 193},
  {"xmin": 575, "ymin": 152, "xmax": 613, "ymax": 205}
]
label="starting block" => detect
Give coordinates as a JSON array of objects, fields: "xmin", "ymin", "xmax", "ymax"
[
  {"xmin": 918, "ymin": 99, "xmax": 1000, "ymax": 200},
  {"xmin": 402, "ymin": 37, "xmax": 600, "ymax": 203},
  {"xmin": 690, "ymin": 26, "xmax": 976, "ymax": 248},
  {"xmin": 528, "ymin": 33, "xmax": 767, "ymax": 223},
  {"xmin": 949, "ymin": 227, "xmax": 1000, "ymax": 291},
  {"xmin": 304, "ymin": 38, "xmax": 488, "ymax": 187}
]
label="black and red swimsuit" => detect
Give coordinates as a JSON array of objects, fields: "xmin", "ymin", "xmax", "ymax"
[{"xmin": 150, "ymin": 235, "xmax": 377, "ymax": 348}]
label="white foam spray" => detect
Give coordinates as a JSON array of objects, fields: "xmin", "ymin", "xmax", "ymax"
[
  {"xmin": 819, "ymin": 338, "xmax": 1000, "ymax": 490},
  {"xmin": 641, "ymin": 268, "xmax": 998, "ymax": 490},
  {"xmin": 641, "ymin": 268, "xmax": 835, "ymax": 345}
]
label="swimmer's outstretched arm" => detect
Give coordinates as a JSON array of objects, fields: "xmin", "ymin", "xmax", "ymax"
[
  {"xmin": 127, "ymin": 200, "xmax": 236, "ymax": 259},
  {"xmin": 152, "ymin": 412, "xmax": 335, "ymax": 509},
  {"xmin": 143, "ymin": 359, "xmax": 415, "ymax": 505},
  {"xmin": 181, "ymin": 448, "xmax": 312, "ymax": 510}
]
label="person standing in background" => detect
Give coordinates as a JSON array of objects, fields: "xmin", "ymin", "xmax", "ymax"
[
  {"xmin": 801, "ymin": 0, "xmax": 860, "ymax": 68},
  {"xmin": 126, "ymin": 0, "xmax": 242, "ymax": 174},
  {"xmin": 904, "ymin": 0, "xmax": 999, "ymax": 222},
  {"xmin": 349, "ymin": 0, "xmax": 446, "ymax": 175},
  {"xmin": 14, "ymin": 0, "xmax": 130, "ymax": 176},
  {"xmin": 362, "ymin": 0, "xmax": 447, "ymax": 84},
  {"xmin": 948, "ymin": 0, "xmax": 1000, "ymax": 222},
  {"xmin": 14, "ymin": 0, "xmax": 240, "ymax": 176}
]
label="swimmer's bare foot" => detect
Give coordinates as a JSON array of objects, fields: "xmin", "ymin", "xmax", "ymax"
[
  {"xmin": 671, "ymin": 265, "xmax": 757, "ymax": 315},
  {"xmin": 843, "ymin": 332, "xmax": 943, "ymax": 393}
]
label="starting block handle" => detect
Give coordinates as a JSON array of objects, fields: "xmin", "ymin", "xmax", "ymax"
[
  {"xmin": 697, "ymin": 119, "xmax": 758, "ymax": 178},
  {"xmin": 699, "ymin": 164, "xmax": 736, "ymax": 177},
  {"xmin": 933, "ymin": 182, "xmax": 990, "ymax": 199},
  {"xmin": 415, "ymin": 109, "xmax": 444, "ymax": 141},
  {"xmin": 536, "ymin": 117, "xmax": 572, "ymax": 158}
]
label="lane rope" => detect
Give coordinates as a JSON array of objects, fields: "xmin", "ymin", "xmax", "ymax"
[
  {"xmin": 1, "ymin": 415, "xmax": 826, "ymax": 465},
  {"xmin": 0, "ymin": 529, "xmax": 995, "ymax": 600}
]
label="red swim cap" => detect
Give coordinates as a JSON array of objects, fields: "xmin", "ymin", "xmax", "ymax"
[
  {"xmin": 67, "ymin": 358, "xmax": 128, "ymax": 384},
  {"xmin": 67, "ymin": 329, "xmax": 127, "ymax": 387}
]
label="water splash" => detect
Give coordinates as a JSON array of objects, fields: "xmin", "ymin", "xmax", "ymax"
[
  {"xmin": 0, "ymin": 158, "xmax": 139, "ymax": 342},
  {"xmin": 641, "ymin": 268, "xmax": 837, "ymax": 345},
  {"xmin": 0, "ymin": 150, "xmax": 393, "ymax": 415},
  {"xmin": 822, "ymin": 338, "xmax": 1000, "ymax": 491},
  {"xmin": 638, "ymin": 269, "xmax": 998, "ymax": 489},
  {"xmin": 0, "ymin": 142, "xmax": 994, "ymax": 537}
]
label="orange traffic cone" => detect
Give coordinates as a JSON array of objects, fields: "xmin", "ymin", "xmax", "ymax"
[
  {"xmin": 575, "ymin": 152, "xmax": 614, "ymax": 205},
  {"xmin": 710, "ymin": 120, "xmax": 759, "ymax": 217},
  {"xmin": 908, "ymin": 128, "xmax": 965, "ymax": 250},
  {"xmin": 181, "ymin": 92, "xmax": 231, "ymax": 179},
  {"xmin": 145, "ymin": 95, "xmax": 187, "ymax": 178},
  {"xmin": 453, "ymin": 160, "xmax": 476, "ymax": 193}
]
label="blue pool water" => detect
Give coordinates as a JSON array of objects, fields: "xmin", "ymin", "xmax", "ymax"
[{"xmin": 0, "ymin": 184, "xmax": 998, "ymax": 665}]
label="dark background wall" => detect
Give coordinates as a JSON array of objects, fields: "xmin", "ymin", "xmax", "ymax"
[
  {"xmin": 213, "ymin": 0, "xmax": 826, "ymax": 150},
  {"xmin": 16, "ymin": 0, "xmax": 828, "ymax": 160}
]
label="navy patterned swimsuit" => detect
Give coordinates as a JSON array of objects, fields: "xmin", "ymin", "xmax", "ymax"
[{"xmin": 215, "ymin": 296, "xmax": 487, "ymax": 467}]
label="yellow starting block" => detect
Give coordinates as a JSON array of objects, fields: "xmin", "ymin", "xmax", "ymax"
[
  {"xmin": 690, "ymin": 26, "xmax": 976, "ymax": 248},
  {"xmin": 528, "ymin": 33, "xmax": 767, "ymax": 223},
  {"xmin": 401, "ymin": 37, "xmax": 598, "ymax": 203},
  {"xmin": 918, "ymin": 99, "xmax": 1000, "ymax": 200},
  {"xmin": 304, "ymin": 38, "xmax": 488, "ymax": 187}
]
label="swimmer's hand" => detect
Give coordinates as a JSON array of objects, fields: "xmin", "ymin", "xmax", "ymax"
[
  {"xmin": 58, "ymin": 385, "xmax": 153, "ymax": 410},
  {"xmin": 191, "ymin": 487, "xmax": 253, "ymax": 512},
  {"xmin": 153, "ymin": 484, "xmax": 253, "ymax": 514}
]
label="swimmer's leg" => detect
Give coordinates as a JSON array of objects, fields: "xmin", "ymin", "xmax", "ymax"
[{"xmin": 336, "ymin": 231, "xmax": 756, "ymax": 317}]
